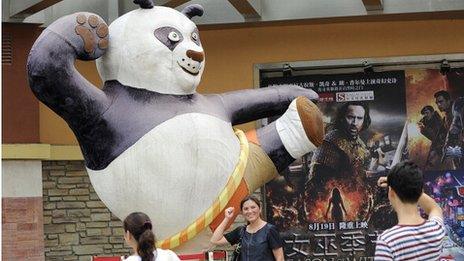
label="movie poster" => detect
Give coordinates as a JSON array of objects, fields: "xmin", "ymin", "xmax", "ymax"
[
  {"xmin": 406, "ymin": 68, "xmax": 464, "ymax": 260},
  {"xmin": 261, "ymin": 70, "xmax": 407, "ymax": 260},
  {"xmin": 423, "ymin": 170, "xmax": 464, "ymax": 260},
  {"xmin": 406, "ymin": 68, "xmax": 464, "ymax": 171}
]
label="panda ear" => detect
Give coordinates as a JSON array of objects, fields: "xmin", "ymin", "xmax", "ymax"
[
  {"xmin": 133, "ymin": 0, "xmax": 154, "ymax": 9},
  {"xmin": 182, "ymin": 4, "xmax": 204, "ymax": 19}
]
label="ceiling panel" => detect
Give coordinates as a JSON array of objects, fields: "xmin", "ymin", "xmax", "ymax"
[{"xmin": 3, "ymin": 0, "xmax": 464, "ymax": 26}]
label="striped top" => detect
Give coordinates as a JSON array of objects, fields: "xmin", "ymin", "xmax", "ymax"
[{"xmin": 374, "ymin": 216, "xmax": 446, "ymax": 261}]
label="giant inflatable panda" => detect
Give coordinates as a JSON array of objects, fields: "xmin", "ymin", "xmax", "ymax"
[{"xmin": 27, "ymin": 0, "xmax": 324, "ymax": 252}]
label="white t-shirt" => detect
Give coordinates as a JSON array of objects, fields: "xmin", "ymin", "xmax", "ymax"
[{"xmin": 123, "ymin": 249, "xmax": 180, "ymax": 261}]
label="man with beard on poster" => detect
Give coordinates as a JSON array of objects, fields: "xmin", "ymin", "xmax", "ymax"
[
  {"xmin": 434, "ymin": 90, "xmax": 453, "ymax": 130},
  {"xmin": 307, "ymin": 101, "xmax": 375, "ymax": 221},
  {"xmin": 308, "ymin": 101, "xmax": 371, "ymax": 180},
  {"xmin": 417, "ymin": 105, "xmax": 447, "ymax": 169}
]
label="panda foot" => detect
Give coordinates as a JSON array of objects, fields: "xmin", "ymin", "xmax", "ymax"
[
  {"xmin": 295, "ymin": 96, "xmax": 324, "ymax": 147},
  {"xmin": 75, "ymin": 14, "xmax": 109, "ymax": 55},
  {"xmin": 275, "ymin": 97, "xmax": 324, "ymax": 159}
]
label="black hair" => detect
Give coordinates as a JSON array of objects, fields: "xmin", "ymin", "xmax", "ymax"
[
  {"xmin": 420, "ymin": 105, "xmax": 434, "ymax": 115},
  {"xmin": 434, "ymin": 90, "xmax": 450, "ymax": 100},
  {"xmin": 240, "ymin": 195, "xmax": 261, "ymax": 211},
  {"xmin": 387, "ymin": 161, "xmax": 423, "ymax": 204},
  {"xmin": 334, "ymin": 101, "xmax": 371, "ymax": 131},
  {"xmin": 123, "ymin": 212, "xmax": 156, "ymax": 261},
  {"xmin": 331, "ymin": 187, "xmax": 342, "ymax": 203}
]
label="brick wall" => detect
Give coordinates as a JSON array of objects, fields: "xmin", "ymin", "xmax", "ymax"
[
  {"xmin": 2, "ymin": 160, "xmax": 45, "ymax": 261},
  {"xmin": 42, "ymin": 161, "xmax": 131, "ymax": 260},
  {"xmin": 2, "ymin": 197, "xmax": 45, "ymax": 260},
  {"xmin": 41, "ymin": 161, "xmax": 263, "ymax": 260}
]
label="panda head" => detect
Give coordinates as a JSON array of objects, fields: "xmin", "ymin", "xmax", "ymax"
[{"xmin": 96, "ymin": 4, "xmax": 205, "ymax": 95}]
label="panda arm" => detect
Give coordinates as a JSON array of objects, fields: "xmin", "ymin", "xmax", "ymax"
[
  {"xmin": 219, "ymin": 85, "xmax": 318, "ymax": 125},
  {"xmin": 27, "ymin": 12, "xmax": 110, "ymax": 125}
]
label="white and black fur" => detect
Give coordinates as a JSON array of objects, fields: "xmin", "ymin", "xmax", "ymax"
[{"xmin": 27, "ymin": 3, "xmax": 318, "ymax": 241}]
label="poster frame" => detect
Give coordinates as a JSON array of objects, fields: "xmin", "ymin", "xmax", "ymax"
[{"xmin": 253, "ymin": 52, "xmax": 464, "ymax": 221}]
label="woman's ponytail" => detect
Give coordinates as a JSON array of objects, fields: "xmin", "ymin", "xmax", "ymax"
[
  {"xmin": 123, "ymin": 212, "xmax": 157, "ymax": 261},
  {"xmin": 138, "ymin": 222, "xmax": 155, "ymax": 261}
]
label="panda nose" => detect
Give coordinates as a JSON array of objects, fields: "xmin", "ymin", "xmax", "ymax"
[{"xmin": 186, "ymin": 50, "xmax": 204, "ymax": 62}]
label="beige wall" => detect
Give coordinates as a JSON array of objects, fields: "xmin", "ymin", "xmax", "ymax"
[
  {"xmin": 2, "ymin": 160, "xmax": 43, "ymax": 197},
  {"xmin": 39, "ymin": 19, "xmax": 464, "ymax": 145}
]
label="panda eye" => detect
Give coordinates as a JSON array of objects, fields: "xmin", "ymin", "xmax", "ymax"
[
  {"xmin": 155, "ymin": 26, "xmax": 183, "ymax": 51},
  {"xmin": 191, "ymin": 32, "xmax": 198, "ymax": 41},
  {"xmin": 168, "ymin": 31, "xmax": 180, "ymax": 42}
]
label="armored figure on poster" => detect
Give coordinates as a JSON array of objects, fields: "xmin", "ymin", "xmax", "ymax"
[
  {"xmin": 306, "ymin": 102, "xmax": 375, "ymax": 220},
  {"xmin": 417, "ymin": 105, "xmax": 447, "ymax": 169},
  {"xmin": 443, "ymin": 96, "xmax": 464, "ymax": 168},
  {"xmin": 434, "ymin": 90, "xmax": 464, "ymax": 168},
  {"xmin": 308, "ymin": 102, "xmax": 372, "ymax": 182}
]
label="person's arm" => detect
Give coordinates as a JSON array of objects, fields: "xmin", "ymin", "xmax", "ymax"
[
  {"xmin": 308, "ymin": 141, "xmax": 342, "ymax": 181},
  {"xmin": 268, "ymin": 224, "xmax": 285, "ymax": 261},
  {"xmin": 210, "ymin": 207, "xmax": 235, "ymax": 246},
  {"xmin": 374, "ymin": 238, "xmax": 393, "ymax": 261},
  {"xmin": 325, "ymin": 199, "xmax": 332, "ymax": 219},
  {"xmin": 272, "ymin": 247, "xmax": 285, "ymax": 261},
  {"xmin": 418, "ymin": 192, "xmax": 443, "ymax": 220},
  {"xmin": 418, "ymin": 119, "xmax": 434, "ymax": 141}
]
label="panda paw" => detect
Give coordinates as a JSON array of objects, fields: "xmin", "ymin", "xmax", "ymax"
[{"xmin": 74, "ymin": 13, "xmax": 109, "ymax": 58}]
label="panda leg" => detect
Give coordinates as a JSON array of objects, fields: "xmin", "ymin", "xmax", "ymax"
[
  {"xmin": 205, "ymin": 98, "xmax": 323, "ymax": 234},
  {"xmin": 248, "ymin": 96, "xmax": 324, "ymax": 173}
]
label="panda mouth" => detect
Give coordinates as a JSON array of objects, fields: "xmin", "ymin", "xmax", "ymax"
[{"xmin": 178, "ymin": 62, "xmax": 199, "ymax": 76}]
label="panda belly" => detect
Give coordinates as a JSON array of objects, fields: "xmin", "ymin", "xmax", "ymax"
[{"xmin": 87, "ymin": 113, "xmax": 240, "ymax": 239}]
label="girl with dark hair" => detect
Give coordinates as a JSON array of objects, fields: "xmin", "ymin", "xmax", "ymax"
[
  {"xmin": 210, "ymin": 195, "xmax": 284, "ymax": 261},
  {"xmin": 123, "ymin": 212, "xmax": 179, "ymax": 261},
  {"xmin": 325, "ymin": 187, "xmax": 347, "ymax": 222}
]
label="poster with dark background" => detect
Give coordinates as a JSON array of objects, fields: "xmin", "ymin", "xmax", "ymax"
[
  {"xmin": 405, "ymin": 68, "xmax": 464, "ymax": 260},
  {"xmin": 406, "ymin": 68, "xmax": 464, "ymax": 171},
  {"xmin": 261, "ymin": 70, "xmax": 407, "ymax": 260},
  {"xmin": 261, "ymin": 68, "xmax": 464, "ymax": 260}
]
